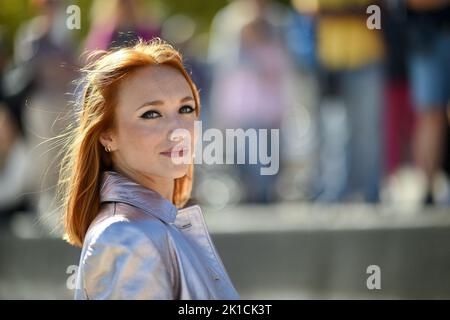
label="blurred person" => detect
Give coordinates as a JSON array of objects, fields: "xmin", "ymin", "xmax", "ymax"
[
  {"xmin": 208, "ymin": 0, "xmax": 280, "ymax": 204},
  {"xmin": 59, "ymin": 39, "xmax": 240, "ymax": 300},
  {"xmin": 83, "ymin": 0, "xmax": 160, "ymax": 51},
  {"xmin": 0, "ymin": 27, "xmax": 34, "ymax": 221},
  {"xmin": 406, "ymin": 0, "xmax": 450, "ymax": 205},
  {"xmin": 210, "ymin": 1, "xmax": 292, "ymax": 203},
  {"xmin": 382, "ymin": 1, "xmax": 416, "ymax": 178},
  {"xmin": 310, "ymin": 0, "xmax": 386, "ymax": 203},
  {"xmin": 13, "ymin": 0, "xmax": 76, "ymax": 229},
  {"xmin": 236, "ymin": 17, "xmax": 290, "ymax": 203},
  {"xmin": 282, "ymin": 2, "xmax": 323, "ymax": 201}
]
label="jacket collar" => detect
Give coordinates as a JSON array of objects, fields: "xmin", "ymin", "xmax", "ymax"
[{"xmin": 99, "ymin": 170, "xmax": 179, "ymax": 224}]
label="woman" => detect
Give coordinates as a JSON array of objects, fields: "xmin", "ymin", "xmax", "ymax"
[{"xmin": 58, "ymin": 38, "xmax": 240, "ymax": 300}]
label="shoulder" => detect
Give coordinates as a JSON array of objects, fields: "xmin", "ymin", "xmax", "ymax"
[
  {"xmin": 76, "ymin": 206, "xmax": 178, "ymax": 300},
  {"xmin": 82, "ymin": 203, "xmax": 172, "ymax": 261},
  {"xmin": 78, "ymin": 210, "xmax": 177, "ymax": 282}
]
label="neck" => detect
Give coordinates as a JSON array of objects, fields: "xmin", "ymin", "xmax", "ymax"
[{"xmin": 112, "ymin": 165, "xmax": 174, "ymax": 203}]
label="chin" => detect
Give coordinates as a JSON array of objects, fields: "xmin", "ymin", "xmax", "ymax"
[{"xmin": 164, "ymin": 164, "xmax": 190, "ymax": 179}]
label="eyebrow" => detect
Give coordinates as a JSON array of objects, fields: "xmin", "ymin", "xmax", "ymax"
[{"xmin": 137, "ymin": 96, "xmax": 194, "ymax": 110}]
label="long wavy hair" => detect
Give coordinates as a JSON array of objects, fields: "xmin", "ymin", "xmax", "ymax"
[{"xmin": 58, "ymin": 38, "xmax": 201, "ymax": 247}]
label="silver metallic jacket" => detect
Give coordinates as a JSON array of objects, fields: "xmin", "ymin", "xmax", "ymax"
[{"xmin": 74, "ymin": 170, "xmax": 240, "ymax": 300}]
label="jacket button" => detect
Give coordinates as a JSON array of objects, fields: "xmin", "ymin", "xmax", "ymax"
[{"xmin": 207, "ymin": 267, "xmax": 220, "ymax": 280}]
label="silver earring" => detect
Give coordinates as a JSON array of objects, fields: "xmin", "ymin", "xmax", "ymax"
[{"xmin": 104, "ymin": 145, "xmax": 111, "ymax": 153}]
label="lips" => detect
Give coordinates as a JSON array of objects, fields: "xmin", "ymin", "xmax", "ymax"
[{"xmin": 160, "ymin": 147, "xmax": 189, "ymax": 158}]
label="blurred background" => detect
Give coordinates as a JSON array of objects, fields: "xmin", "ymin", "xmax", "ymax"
[{"xmin": 0, "ymin": 0, "xmax": 450, "ymax": 299}]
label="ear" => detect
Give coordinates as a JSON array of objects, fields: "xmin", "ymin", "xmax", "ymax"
[{"xmin": 99, "ymin": 128, "xmax": 118, "ymax": 152}]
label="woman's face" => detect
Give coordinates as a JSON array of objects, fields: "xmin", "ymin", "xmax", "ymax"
[{"xmin": 101, "ymin": 65, "xmax": 197, "ymax": 180}]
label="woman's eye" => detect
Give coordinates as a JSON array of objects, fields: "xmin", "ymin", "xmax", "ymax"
[
  {"xmin": 140, "ymin": 110, "xmax": 161, "ymax": 119},
  {"xmin": 179, "ymin": 105, "xmax": 195, "ymax": 114}
]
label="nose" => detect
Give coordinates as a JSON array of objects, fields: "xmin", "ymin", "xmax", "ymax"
[{"xmin": 168, "ymin": 126, "xmax": 190, "ymax": 143}]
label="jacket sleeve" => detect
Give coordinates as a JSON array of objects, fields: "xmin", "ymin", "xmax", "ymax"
[{"xmin": 79, "ymin": 220, "xmax": 177, "ymax": 300}]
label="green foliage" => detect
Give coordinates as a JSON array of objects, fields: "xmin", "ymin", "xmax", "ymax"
[{"xmin": 0, "ymin": 0, "xmax": 232, "ymax": 57}]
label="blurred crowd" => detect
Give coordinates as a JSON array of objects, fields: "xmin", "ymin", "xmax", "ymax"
[{"xmin": 0, "ymin": 0, "xmax": 449, "ymax": 233}]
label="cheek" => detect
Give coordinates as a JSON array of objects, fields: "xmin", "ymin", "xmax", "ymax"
[{"xmin": 117, "ymin": 120, "xmax": 163, "ymax": 159}]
